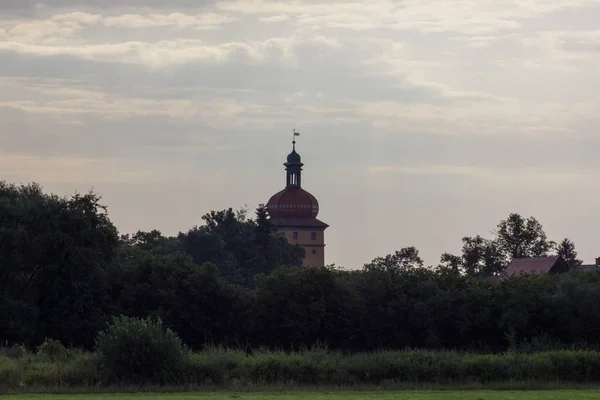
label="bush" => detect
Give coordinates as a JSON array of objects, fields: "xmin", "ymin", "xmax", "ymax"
[
  {"xmin": 37, "ymin": 339, "xmax": 70, "ymax": 363},
  {"xmin": 8, "ymin": 348, "xmax": 600, "ymax": 390},
  {"xmin": 0, "ymin": 344, "xmax": 27, "ymax": 359},
  {"xmin": 94, "ymin": 316, "xmax": 186, "ymax": 384},
  {"xmin": 186, "ymin": 346, "xmax": 246, "ymax": 385}
]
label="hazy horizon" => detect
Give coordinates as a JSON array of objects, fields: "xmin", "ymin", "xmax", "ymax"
[{"xmin": 2, "ymin": 0, "xmax": 599, "ymax": 268}]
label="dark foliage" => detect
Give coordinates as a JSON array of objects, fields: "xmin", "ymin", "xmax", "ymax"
[
  {"xmin": 95, "ymin": 316, "xmax": 186, "ymax": 384},
  {"xmin": 2, "ymin": 182, "xmax": 598, "ymax": 355},
  {"xmin": 0, "ymin": 182, "xmax": 118, "ymax": 349}
]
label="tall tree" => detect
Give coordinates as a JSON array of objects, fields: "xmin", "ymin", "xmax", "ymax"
[
  {"xmin": 252, "ymin": 204, "xmax": 273, "ymax": 276},
  {"xmin": 363, "ymin": 246, "xmax": 424, "ymax": 272},
  {"xmin": 254, "ymin": 204, "xmax": 272, "ymax": 251},
  {"xmin": 439, "ymin": 253, "xmax": 462, "ymax": 275},
  {"xmin": 0, "ymin": 182, "xmax": 119, "ymax": 348},
  {"xmin": 494, "ymin": 213, "xmax": 555, "ymax": 259},
  {"xmin": 176, "ymin": 206, "xmax": 304, "ymax": 287},
  {"xmin": 462, "ymin": 236, "xmax": 505, "ymax": 276},
  {"xmin": 556, "ymin": 238, "xmax": 582, "ymax": 269},
  {"xmin": 439, "ymin": 236, "xmax": 505, "ymax": 277},
  {"xmin": 120, "ymin": 229, "xmax": 181, "ymax": 256}
]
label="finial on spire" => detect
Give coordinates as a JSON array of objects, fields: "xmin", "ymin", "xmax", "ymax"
[{"xmin": 293, "ymin": 129, "xmax": 300, "ymax": 150}]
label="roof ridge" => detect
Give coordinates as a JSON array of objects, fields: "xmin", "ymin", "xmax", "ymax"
[{"xmin": 512, "ymin": 255, "xmax": 558, "ymax": 261}]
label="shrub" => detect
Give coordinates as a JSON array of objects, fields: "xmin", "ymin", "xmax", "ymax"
[
  {"xmin": 0, "ymin": 344, "xmax": 27, "ymax": 359},
  {"xmin": 186, "ymin": 346, "xmax": 247, "ymax": 385},
  {"xmin": 59, "ymin": 352, "xmax": 101, "ymax": 387},
  {"xmin": 37, "ymin": 339, "xmax": 70, "ymax": 363},
  {"xmin": 0, "ymin": 356, "xmax": 21, "ymax": 389},
  {"xmin": 94, "ymin": 315, "xmax": 186, "ymax": 384}
]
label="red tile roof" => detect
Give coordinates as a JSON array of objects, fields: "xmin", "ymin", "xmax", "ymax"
[
  {"xmin": 505, "ymin": 256, "xmax": 561, "ymax": 276},
  {"xmin": 267, "ymin": 187, "xmax": 320, "ymax": 219}
]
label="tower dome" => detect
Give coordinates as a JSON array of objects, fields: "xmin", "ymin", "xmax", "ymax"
[
  {"xmin": 267, "ymin": 187, "xmax": 319, "ymax": 219},
  {"xmin": 287, "ymin": 149, "xmax": 301, "ymax": 164}
]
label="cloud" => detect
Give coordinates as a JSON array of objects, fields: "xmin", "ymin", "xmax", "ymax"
[
  {"xmin": 217, "ymin": 0, "xmax": 600, "ymax": 34},
  {"xmin": 101, "ymin": 12, "xmax": 236, "ymax": 29},
  {"xmin": 368, "ymin": 164, "xmax": 593, "ymax": 187},
  {"xmin": 259, "ymin": 15, "xmax": 290, "ymax": 23},
  {"xmin": 0, "ymin": 40, "xmax": 264, "ymax": 67},
  {"xmin": 0, "ymin": 11, "xmax": 237, "ymax": 43},
  {"xmin": 14, "ymin": 10, "xmax": 236, "ymax": 30},
  {"xmin": 522, "ymin": 30, "xmax": 600, "ymax": 61},
  {"xmin": 0, "ymin": 0, "xmax": 217, "ymax": 13},
  {"xmin": 0, "ymin": 71, "xmax": 526, "ymax": 137},
  {"xmin": 0, "ymin": 151, "xmax": 236, "ymax": 187},
  {"xmin": 351, "ymin": 96, "xmax": 600, "ymax": 138},
  {"xmin": 0, "ymin": 11, "xmax": 339, "ymax": 68},
  {"xmin": 0, "ymin": 153, "xmax": 163, "ymax": 184},
  {"xmin": 449, "ymin": 34, "xmax": 520, "ymax": 48}
]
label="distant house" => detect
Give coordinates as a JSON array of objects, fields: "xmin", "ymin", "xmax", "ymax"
[
  {"xmin": 577, "ymin": 257, "xmax": 600, "ymax": 272},
  {"xmin": 487, "ymin": 255, "xmax": 599, "ymax": 284},
  {"xmin": 504, "ymin": 255, "xmax": 570, "ymax": 277}
]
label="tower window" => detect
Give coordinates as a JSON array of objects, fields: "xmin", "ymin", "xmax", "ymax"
[
  {"xmin": 292, "ymin": 232, "xmax": 298, "ymax": 240},
  {"xmin": 311, "ymin": 232, "xmax": 316, "ymax": 240}
]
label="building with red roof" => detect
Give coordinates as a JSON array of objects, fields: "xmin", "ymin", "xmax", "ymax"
[
  {"xmin": 488, "ymin": 255, "xmax": 600, "ymax": 284},
  {"xmin": 577, "ymin": 257, "xmax": 600, "ymax": 272},
  {"xmin": 505, "ymin": 255, "xmax": 570, "ymax": 277},
  {"xmin": 267, "ymin": 133, "xmax": 328, "ymax": 267}
]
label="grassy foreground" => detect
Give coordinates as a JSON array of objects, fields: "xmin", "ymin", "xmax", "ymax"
[
  {"xmin": 6, "ymin": 346, "xmax": 600, "ymax": 391},
  {"xmin": 4, "ymin": 391, "xmax": 600, "ymax": 399}
]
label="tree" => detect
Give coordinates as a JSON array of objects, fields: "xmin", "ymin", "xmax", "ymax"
[
  {"xmin": 107, "ymin": 246, "xmax": 250, "ymax": 350},
  {"xmin": 251, "ymin": 204, "xmax": 274, "ymax": 277},
  {"xmin": 177, "ymin": 206, "xmax": 304, "ymax": 287},
  {"xmin": 0, "ymin": 182, "xmax": 119, "ymax": 348},
  {"xmin": 252, "ymin": 266, "xmax": 355, "ymax": 350},
  {"xmin": 254, "ymin": 204, "xmax": 272, "ymax": 254},
  {"xmin": 462, "ymin": 236, "xmax": 505, "ymax": 277},
  {"xmin": 120, "ymin": 230, "xmax": 181, "ymax": 256},
  {"xmin": 438, "ymin": 236, "xmax": 505, "ymax": 277},
  {"xmin": 495, "ymin": 213, "xmax": 555, "ymax": 259},
  {"xmin": 442, "ymin": 213, "xmax": 557, "ymax": 277},
  {"xmin": 556, "ymin": 238, "xmax": 582, "ymax": 269},
  {"xmin": 439, "ymin": 253, "xmax": 462, "ymax": 275},
  {"xmin": 178, "ymin": 207, "xmax": 255, "ymax": 286},
  {"xmin": 178, "ymin": 227, "xmax": 243, "ymax": 285},
  {"xmin": 363, "ymin": 246, "xmax": 424, "ymax": 272}
]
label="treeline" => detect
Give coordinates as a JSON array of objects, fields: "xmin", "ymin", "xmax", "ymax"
[{"xmin": 0, "ymin": 181, "xmax": 596, "ymax": 354}]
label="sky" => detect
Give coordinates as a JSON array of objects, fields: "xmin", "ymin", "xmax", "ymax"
[{"xmin": 1, "ymin": 0, "xmax": 600, "ymax": 268}]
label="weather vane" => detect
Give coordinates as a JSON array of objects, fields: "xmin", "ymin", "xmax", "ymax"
[{"xmin": 292, "ymin": 129, "xmax": 300, "ymax": 150}]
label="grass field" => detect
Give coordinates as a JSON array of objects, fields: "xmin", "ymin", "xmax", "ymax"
[{"xmin": 3, "ymin": 392, "xmax": 600, "ymax": 400}]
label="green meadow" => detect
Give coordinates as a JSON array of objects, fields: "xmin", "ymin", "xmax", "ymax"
[{"xmin": 4, "ymin": 391, "xmax": 600, "ymax": 400}]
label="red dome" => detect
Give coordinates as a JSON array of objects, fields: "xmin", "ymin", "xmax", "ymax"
[{"xmin": 267, "ymin": 187, "xmax": 319, "ymax": 219}]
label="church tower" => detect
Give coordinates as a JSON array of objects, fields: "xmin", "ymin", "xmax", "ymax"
[{"xmin": 266, "ymin": 131, "xmax": 328, "ymax": 267}]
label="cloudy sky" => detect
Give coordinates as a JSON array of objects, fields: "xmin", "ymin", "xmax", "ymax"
[{"xmin": 2, "ymin": 0, "xmax": 600, "ymax": 268}]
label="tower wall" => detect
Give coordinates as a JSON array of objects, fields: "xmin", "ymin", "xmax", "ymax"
[{"xmin": 278, "ymin": 226, "xmax": 326, "ymax": 267}]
